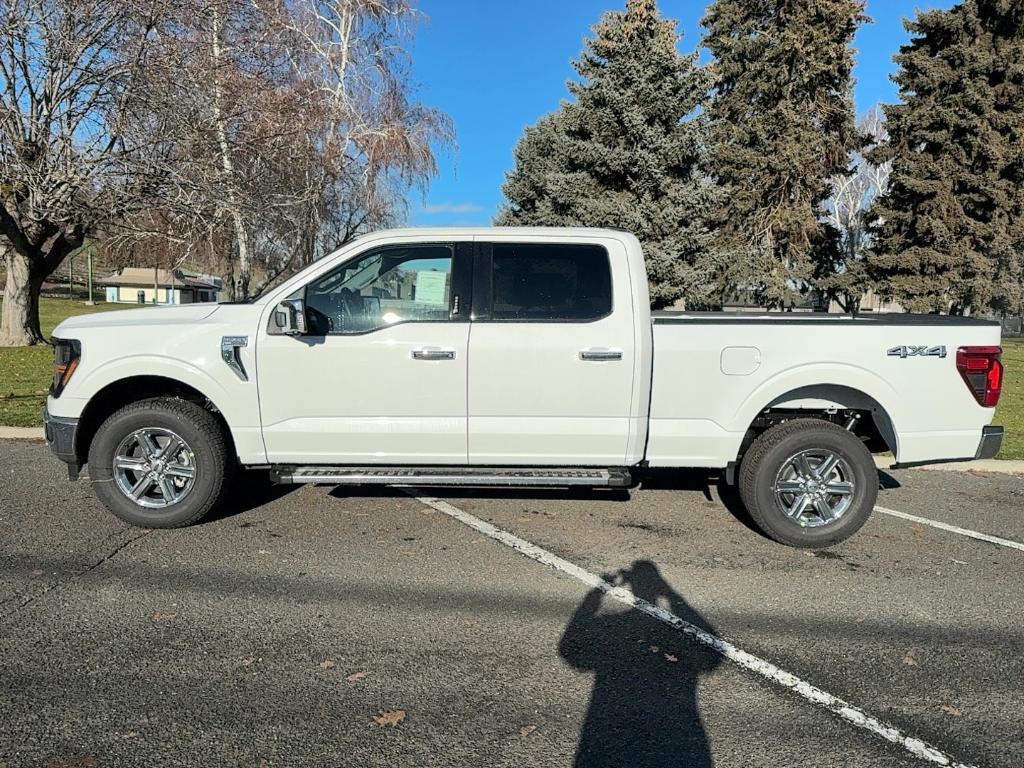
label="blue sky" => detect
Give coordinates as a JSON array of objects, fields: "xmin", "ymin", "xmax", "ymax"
[{"xmin": 407, "ymin": 0, "xmax": 955, "ymax": 227}]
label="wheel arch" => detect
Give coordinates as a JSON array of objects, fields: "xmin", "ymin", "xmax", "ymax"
[
  {"xmin": 75, "ymin": 375, "xmax": 236, "ymax": 466},
  {"xmin": 739, "ymin": 383, "xmax": 899, "ymax": 460}
]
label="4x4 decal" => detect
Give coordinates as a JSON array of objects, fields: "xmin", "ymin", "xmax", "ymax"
[{"xmin": 886, "ymin": 345, "xmax": 947, "ymax": 359}]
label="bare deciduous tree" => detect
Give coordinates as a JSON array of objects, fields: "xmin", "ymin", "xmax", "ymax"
[
  {"xmin": 819, "ymin": 105, "xmax": 891, "ymax": 313},
  {"xmin": 109, "ymin": 0, "xmax": 452, "ymax": 301},
  {"xmin": 0, "ymin": 0, "xmax": 163, "ymax": 344},
  {"xmin": 1, "ymin": 0, "xmax": 452, "ymax": 346}
]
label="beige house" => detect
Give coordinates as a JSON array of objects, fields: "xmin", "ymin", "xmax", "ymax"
[{"xmin": 101, "ymin": 268, "xmax": 221, "ymax": 305}]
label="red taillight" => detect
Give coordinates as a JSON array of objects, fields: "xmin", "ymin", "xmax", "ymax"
[{"xmin": 956, "ymin": 346, "xmax": 1003, "ymax": 407}]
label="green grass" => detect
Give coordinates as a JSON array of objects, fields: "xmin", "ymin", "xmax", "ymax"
[
  {"xmin": 2, "ymin": 300, "xmax": 1024, "ymax": 459},
  {"xmin": 0, "ymin": 298, "xmax": 137, "ymax": 426},
  {"xmin": 994, "ymin": 339, "xmax": 1024, "ymax": 459}
]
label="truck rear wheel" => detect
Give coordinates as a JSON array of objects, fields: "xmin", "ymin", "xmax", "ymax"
[
  {"xmin": 88, "ymin": 398, "xmax": 228, "ymax": 528},
  {"xmin": 738, "ymin": 419, "xmax": 878, "ymax": 548}
]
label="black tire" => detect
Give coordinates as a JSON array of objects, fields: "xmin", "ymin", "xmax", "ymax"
[
  {"xmin": 87, "ymin": 397, "xmax": 228, "ymax": 528},
  {"xmin": 738, "ymin": 419, "xmax": 878, "ymax": 548}
]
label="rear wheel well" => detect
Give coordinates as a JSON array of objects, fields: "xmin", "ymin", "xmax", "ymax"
[
  {"xmin": 76, "ymin": 376, "xmax": 235, "ymax": 466},
  {"xmin": 735, "ymin": 386, "xmax": 898, "ymax": 466}
]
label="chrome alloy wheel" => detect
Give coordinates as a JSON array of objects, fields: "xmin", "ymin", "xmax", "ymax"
[
  {"xmin": 112, "ymin": 428, "xmax": 197, "ymax": 509},
  {"xmin": 772, "ymin": 449, "xmax": 855, "ymax": 528}
]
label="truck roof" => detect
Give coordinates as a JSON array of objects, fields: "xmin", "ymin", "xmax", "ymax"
[{"xmin": 353, "ymin": 226, "xmax": 638, "ymax": 239}]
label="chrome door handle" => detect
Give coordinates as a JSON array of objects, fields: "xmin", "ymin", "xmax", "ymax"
[
  {"xmin": 411, "ymin": 347, "xmax": 456, "ymax": 361},
  {"xmin": 579, "ymin": 348, "xmax": 623, "ymax": 361}
]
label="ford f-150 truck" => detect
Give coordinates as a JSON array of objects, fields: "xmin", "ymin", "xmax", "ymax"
[{"xmin": 43, "ymin": 228, "xmax": 1005, "ymax": 547}]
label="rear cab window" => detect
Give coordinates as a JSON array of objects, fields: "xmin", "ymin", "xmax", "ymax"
[{"xmin": 485, "ymin": 243, "xmax": 612, "ymax": 322}]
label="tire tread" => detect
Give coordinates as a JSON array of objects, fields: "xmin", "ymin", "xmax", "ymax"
[
  {"xmin": 738, "ymin": 419, "xmax": 877, "ymax": 548},
  {"xmin": 87, "ymin": 397, "xmax": 227, "ymax": 528}
]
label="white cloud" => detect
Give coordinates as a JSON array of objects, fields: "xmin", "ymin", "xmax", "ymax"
[{"xmin": 421, "ymin": 202, "xmax": 483, "ymax": 215}]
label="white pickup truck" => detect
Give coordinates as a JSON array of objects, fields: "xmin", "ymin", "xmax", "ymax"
[{"xmin": 44, "ymin": 228, "xmax": 1005, "ymax": 547}]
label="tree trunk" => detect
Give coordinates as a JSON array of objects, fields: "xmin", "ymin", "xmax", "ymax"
[
  {"xmin": 0, "ymin": 246, "xmax": 45, "ymax": 346},
  {"xmin": 229, "ymin": 210, "xmax": 251, "ymax": 300},
  {"xmin": 210, "ymin": 5, "xmax": 252, "ymax": 301}
]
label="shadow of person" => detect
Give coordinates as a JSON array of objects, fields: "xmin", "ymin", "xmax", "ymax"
[{"xmin": 559, "ymin": 560, "xmax": 721, "ymax": 768}]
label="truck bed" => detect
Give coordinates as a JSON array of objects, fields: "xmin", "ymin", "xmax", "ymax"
[{"xmin": 646, "ymin": 310, "xmax": 1002, "ymax": 468}]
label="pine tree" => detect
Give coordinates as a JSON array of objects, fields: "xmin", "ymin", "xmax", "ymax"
[
  {"xmin": 497, "ymin": 0, "xmax": 720, "ymax": 308},
  {"xmin": 867, "ymin": 0, "xmax": 1024, "ymax": 315},
  {"xmin": 702, "ymin": 0, "xmax": 866, "ymax": 308}
]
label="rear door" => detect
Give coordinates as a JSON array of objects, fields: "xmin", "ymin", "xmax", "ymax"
[{"xmin": 467, "ymin": 237, "xmax": 637, "ymax": 465}]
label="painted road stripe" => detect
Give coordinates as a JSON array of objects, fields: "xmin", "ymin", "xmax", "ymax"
[
  {"xmin": 411, "ymin": 492, "xmax": 977, "ymax": 768},
  {"xmin": 876, "ymin": 505, "xmax": 1024, "ymax": 553}
]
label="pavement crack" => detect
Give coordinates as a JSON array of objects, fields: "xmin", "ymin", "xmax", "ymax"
[{"xmin": 0, "ymin": 527, "xmax": 152, "ymax": 622}]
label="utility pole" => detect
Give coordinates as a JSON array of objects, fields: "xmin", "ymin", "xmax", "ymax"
[
  {"xmin": 68, "ymin": 254, "xmax": 74, "ymax": 299},
  {"xmin": 85, "ymin": 250, "xmax": 94, "ymax": 305}
]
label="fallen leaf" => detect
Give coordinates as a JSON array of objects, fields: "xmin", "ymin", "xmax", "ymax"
[
  {"xmin": 319, "ymin": 660, "xmax": 336, "ymax": 670},
  {"xmin": 241, "ymin": 656, "xmax": 256, "ymax": 667},
  {"xmin": 31, "ymin": 569, "xmax": 44, "ymax": 576},
  {"xmin": 345, "ymin": 671, "xmax": 368, "ymax": 685},
  {"xmin": 902, "ymin": 652, "xmax": 918, "ymax": 666},
  {"xmin": 47, "ymin": 756, "xmax": 97, "ymax": 768},
  {"xmin": 940, "ymin": 705, "xmax": 962, "ymax": 716},
  {"xmin": 648, "ymin": 645, "xmax": 659, "ymax": 653},
  {"xmin": 911, "ymin": 526, "xmax": 924, "ymax": 536},
  {"xmin": 371, "ymin": 708, "xmax": 406, "ymax": 727},
  {"xmin": 151, "ymin": 611, "xmax": 177, "ymax": 622},
  {"xmin": 664, "ymin": 653, "xmax": 678, "ymax": 663},
  {"xmin": 518, "ymin": 725, "xmax": 536, "ymax": 737}
]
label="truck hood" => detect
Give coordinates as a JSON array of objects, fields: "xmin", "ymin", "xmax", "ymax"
[{"xmin": 53, "ymin": 304, "xmax": 222, "ymax": 336}]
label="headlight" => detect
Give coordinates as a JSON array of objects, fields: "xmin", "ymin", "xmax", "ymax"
[{"xmin": 51, "ymin": 338, "xmax": 81, "ymax": 397}]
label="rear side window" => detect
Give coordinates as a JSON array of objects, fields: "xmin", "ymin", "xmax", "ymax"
[{"xmin": 490, "ymin": 243, "xmax": 612, "ymax": 321}]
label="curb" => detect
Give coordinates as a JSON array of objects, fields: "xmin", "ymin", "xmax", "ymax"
[
  {"xmin": 874, "ymin": 455, "xmax": 1024, "ymax": 475},
  {"xmin": 0, "ymin": 427, "xmax": 45, "ymax": 440}
]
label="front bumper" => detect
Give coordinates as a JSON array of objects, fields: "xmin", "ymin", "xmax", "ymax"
[
  {"xmin": 43, "ymin": 405, "xmax": 79, "ymax": 472},
  {"xmin": 975, "ymin": 425, "xmax": 1004, "ymax": 460}
]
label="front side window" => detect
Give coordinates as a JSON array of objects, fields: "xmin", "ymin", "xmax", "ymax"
[
  {"xmin": 305, "ymin": 244, "xmax": 453, "ymax": 334},
  {"xmin": 490, "ymin": 243, "xmax": 611, "ymax": 321}
]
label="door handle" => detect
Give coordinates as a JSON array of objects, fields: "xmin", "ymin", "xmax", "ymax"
[
  {"xmin": 579, "ymin": 348, "xmax": 623, "ymax": 361},
  {"xmin": 411, "ymin": 347, "xmax": 456, "ymax": 361}
]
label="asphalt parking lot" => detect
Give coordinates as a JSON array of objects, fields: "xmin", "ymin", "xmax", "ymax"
[{"xmin": 1, "ymin": 440, "xmax": 1022, "ymax": 768}]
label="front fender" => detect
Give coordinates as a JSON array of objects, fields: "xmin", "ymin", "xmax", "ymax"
[{"xmin": 74, "ymin": 355, "xmax": 235, "ymax": 418}]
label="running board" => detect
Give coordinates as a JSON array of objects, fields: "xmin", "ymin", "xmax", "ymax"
[{"xmin": 270, "ymin": 466, "xmax": 632, "ymax": 488}]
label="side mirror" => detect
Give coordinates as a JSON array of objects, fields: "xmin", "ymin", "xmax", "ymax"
[{"xmin": 273, "ymin": 299, "xmax": 307, "ymax": 336}]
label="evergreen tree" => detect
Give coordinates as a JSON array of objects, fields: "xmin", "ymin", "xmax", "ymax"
[
  {"xmin": 867, "ymin": 1, "xmax": 1024, "ymax": 315},
  {"xmin": 497, "ymin": 0, "xmax": 720, "ymax": 308},
  {"xmin": 702, "ymin": 0, "xmax": 866, "ymax": 308}
]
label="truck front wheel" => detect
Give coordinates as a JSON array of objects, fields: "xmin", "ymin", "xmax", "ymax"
[
  {"xmin": 87, "ymin": 398, "xmax": 228, "ymax": 528},
  {"xmin": 738, "ymin": 419, "xmax": 878, "ymax": 548}
]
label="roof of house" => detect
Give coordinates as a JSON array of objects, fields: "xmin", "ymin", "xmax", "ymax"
[{"xmin": 100, "ymin": 268, "xmax": 220, "ymax": 290}]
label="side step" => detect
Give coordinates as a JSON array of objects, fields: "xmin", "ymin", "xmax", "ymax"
[{"xmin": 270, "ymin": 466, "xmax": 633, "ymax": 488}]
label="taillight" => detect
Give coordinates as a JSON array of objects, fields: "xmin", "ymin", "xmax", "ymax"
[
  {"xmin": 51, "ymin": 338, "xmax": 81, "ymax": 398},
  {"xmin": 956, "ymin": 346, "xmax": 1003, "ymax": 407}
]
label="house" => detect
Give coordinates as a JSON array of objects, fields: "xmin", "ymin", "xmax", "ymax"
[{"xmin": 100, "ymin": 268, "xmax": 222, "ymax": 305}]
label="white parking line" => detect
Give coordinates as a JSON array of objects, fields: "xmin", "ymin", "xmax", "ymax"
[
  {"xmin": 410, "ymin": 492, "xmax": 977, "ymax": 768},
  {"xmin": 876, "ymin": 505, "xmax": 1024, "ymax": 553}
]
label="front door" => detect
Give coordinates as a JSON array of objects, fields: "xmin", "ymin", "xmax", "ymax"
[
  {"xmin": 258, "ymin": 242, "xmax": 472, "ymax": 464},
  {"xmin": 467, "ymin": 240, "xmax": 637, "ymax": 466}
]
